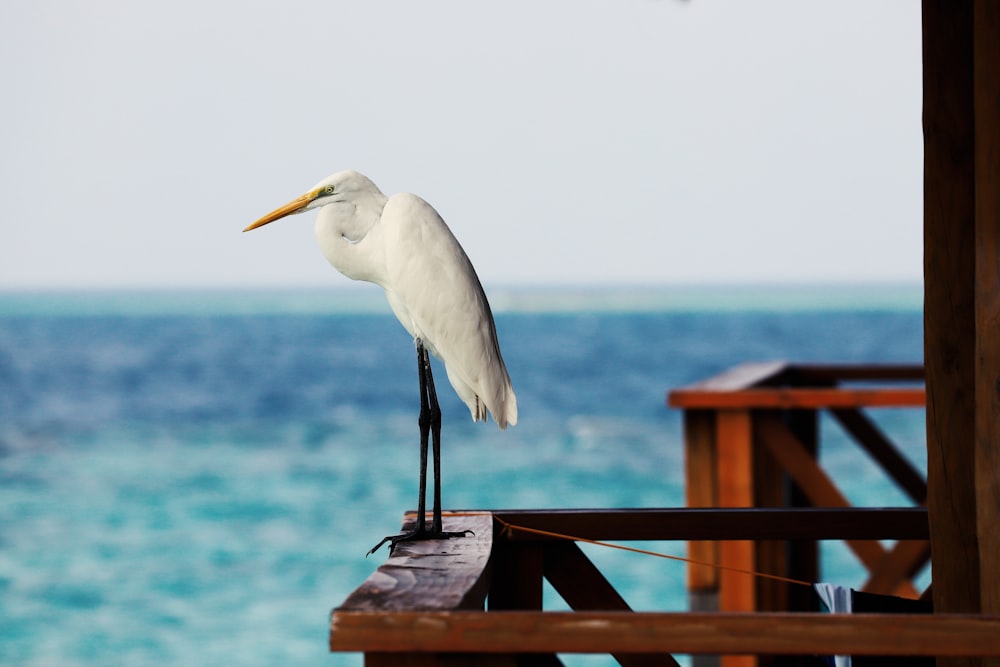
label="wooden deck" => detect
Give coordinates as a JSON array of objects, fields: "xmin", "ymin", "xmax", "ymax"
[{"xmin": 331, "ymin": 510, "xmax": 1000, "ymax": 664}]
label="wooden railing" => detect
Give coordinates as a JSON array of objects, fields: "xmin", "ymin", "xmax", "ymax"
[
  {"xmin": 329, "ymin": 363, "xmax": 1000, "ymax": 665},
  {"xmin": 330, "ymin": 509, "xmax": 1000, "ymax": 665},
  {"xmin": 667, "ymin": 362, "xmax": 928, "ymax": 625}
]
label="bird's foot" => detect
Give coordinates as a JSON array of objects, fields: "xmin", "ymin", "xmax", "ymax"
[{"xmin": 367, "ymin": 527, "xmax": 474, "ymax": 557}]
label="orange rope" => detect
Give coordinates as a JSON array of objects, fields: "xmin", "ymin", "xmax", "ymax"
[
  {"xmin": 491, "ymin": 515, "xmax": 814, "ymax": 589},
  {"xmin": 399, "ymin": 510, "xmax": 814, "ymax": 588}
]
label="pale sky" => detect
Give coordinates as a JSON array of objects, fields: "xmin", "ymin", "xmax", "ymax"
[{"xmin": 0, "ymin": 1, "xmax": 923, "ymax": 290}]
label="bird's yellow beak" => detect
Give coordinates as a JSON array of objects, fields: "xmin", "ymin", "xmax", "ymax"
[{"xmin": 243, "ymin": 189, "xmax": 320, "ymax": 232}]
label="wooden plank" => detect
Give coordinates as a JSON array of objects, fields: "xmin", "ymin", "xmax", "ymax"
[
  {"xmin": 751, "ymin": 429, "xmax": 786, "ymax": 614},
  {"xmin": 492, "ymin": 508, "xmax": 929, "ymax": 541},
  {"xmin": 716, "ymin": 410, "xmax": 755, "ymax": 619},
  {"xmin": 669, "ymin": 387, "xmax": 925, "ymax": 410},
  {"xmin": 862, "ymin": 540, "xmax": 932, "ymax": 597},
  {"xmin": 337, "ymin": 513, "xmax": 493, "ymax": 612},
  {"xmin": 669, "ymin": 361, "xmax": 789, "ymax": 395},
  {"xmin": 830, "ymin": 408, "xmax": 928, "ymax": 504},
  {"xmin": 753, "ymin": 416, "xmax": 919, "ymax": 599},
  {"xmin": 542, "ymin": 542, "xmax": 681, "ymax": 667},
  {"xmin": 973, "ymin": 0, "xmax": 1000, "ymax": 625},
  {"xmin": 366, "ymin": 654, "xmax": 518, "ymax": 667},
  {"xmin": 782, "ymin": 408, "xmax": 821, "ymax": 614},
  {"xmin": 684, "ymin": 410, "xmax": 719, "ymax": 592},
  {"xmin": 543, "ymin": 542, "xmax": 633, "ymax": 612},
  {"xmin": 488, "ymin": 542, "xmax": 544, "ymax": 611},
  {"xmin": 923, "ymin": 0, "xmax": 983, "ymax": 639},
  {"xmin": 717, "ymin": 411, "xmax": 755, "ymax": 511},
  {"xmin": 330, "ymin": 611, "xmax": 1000, "ymax": 656}
]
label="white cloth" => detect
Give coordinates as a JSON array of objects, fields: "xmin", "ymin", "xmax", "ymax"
[{"xmin": 814, "ymin": 583, "xmax": 852, "ymax": 667}]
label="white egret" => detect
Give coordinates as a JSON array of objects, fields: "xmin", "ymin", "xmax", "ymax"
[{"xmin": 243, "ymin": 170, "xmax": 517, "ymax": 553}]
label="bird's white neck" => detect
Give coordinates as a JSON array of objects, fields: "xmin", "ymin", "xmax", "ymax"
[{"xmin": 314, "ymin": 194, "xmax": 389, "ymax": 286}]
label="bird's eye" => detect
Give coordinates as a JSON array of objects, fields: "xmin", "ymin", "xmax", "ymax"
[{"xmin": 324, "ymin": 185, "xmax": 336, "ymax": 195}]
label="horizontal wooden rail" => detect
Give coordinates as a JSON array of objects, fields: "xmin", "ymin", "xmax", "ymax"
[
  {"xmin": 668, "ymin": 387, "xmax": 925, "ymax": 409},
  {"xmin": 330, "ymin": 611, "xmax": 1000, "ymax": 656},
  {"xmin": 667, "ymin": 362, "xmax": 923, "ymax": 392},
  {"xmin": 492, "ymin": 507, "xmax": 929, "ymax": 541},
  {"xmin": 667, "ymin": 362, "xmax": 925, "ymax": 409}
]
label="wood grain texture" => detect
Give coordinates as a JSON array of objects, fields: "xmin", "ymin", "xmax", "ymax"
[
  {"xmin": 336, "ymin": 513, "xmax": 493, "ymax": 612},
  {"xmin": 923, "ymin": 3, "xmax": 984, "ymax": 650},
  {"xmin": 973, "ymin": 0, "xmax": 1000, "ymax": 622},
  {"xmin": 330, "ymin": 611, "xmax": 1000, "ymax": 656}
]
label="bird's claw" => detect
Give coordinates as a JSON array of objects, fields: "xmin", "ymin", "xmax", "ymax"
[{"xmin": 367, "ymin": 529, "xmax": 474, "ymax": 557}]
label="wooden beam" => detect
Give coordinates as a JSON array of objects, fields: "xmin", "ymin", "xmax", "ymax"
[
  {"xmin": 330, "ymin": 611, "xmax": 1000, "ymax": 656},
  {"xmin": 862, "ymin": 540, "xmax": 932, "ymax": 597},
  {"xmin": 542, "ymin": 542, "xmax": 634, "ymax": 612},
  {"xmin": 973, "ymin": 0, "xmax": 1000, "ymax": 622},
  {"xmin": 829, "ymin": 407, "xmax": 928, "ymax": 504},
  {"xmin": 542, "ymin": 543, "xmax": 681, "ymax": 667},
  {"xmin": 492, "ymin": 508, "xmax": 929, "ymax": 542},
  {"xmin": 365, "ymin": 653, "xmax": 518, "ymax": 667},
  {"xmin": 753, "ymin": 416, "xmax": 920, "ymax": 598},
  {"xmin": 923, "ymin": 0, "xmax": 983, "ymax": 629},
  {"xmin": 716, "ymin": 410, "xmax": 755, "ymax": 617},
  {"xmin": 684, "ymin": 410, "xmax": 719, "ymax": 593},
  {"xmin": 487, "ymin": 541, "xmax": 544, "ymax": 611},
  {"xmin": 668, "ymin": 387, "xmax": 924, "ymax": 410}
]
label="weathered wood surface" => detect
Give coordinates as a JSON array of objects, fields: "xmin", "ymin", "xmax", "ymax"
[
  {"xmin": 336, "ymin": 512, "xmax": 493, "ymax": 612},
  {"xmin": 330, "ymin": 611, "xmax": 1000, "ymax": 656}
]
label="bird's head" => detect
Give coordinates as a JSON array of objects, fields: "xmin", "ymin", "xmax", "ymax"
[{"xmin": 243, "ymin": 170, "xmax": 383, "ymax": 232}]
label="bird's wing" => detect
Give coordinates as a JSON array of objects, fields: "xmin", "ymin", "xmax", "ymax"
[{"xmin": 381, "ymin": 193, "xmax": 516, "ymax": 428}]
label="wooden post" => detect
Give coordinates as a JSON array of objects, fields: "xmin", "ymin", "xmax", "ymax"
[
  {"xmin": 684, "ymin": 410, "xmax": 719, "ymax": 609},
  {"xmin": 923, "ymin": 0, "xmax": 978, "ymax": 623},
  {"xmin": 686, "ymin": 410, "xmax": 721, "ymax": 667},
  {"xmin": 782, "ymin": 408, "xmax": 819, "ymax": 613},
  {"xmin": 716, "ymin": 410, "xmax": 756, "ymax": 667},
  {"xmin": 924, "ymin": 2, "xmax": 1000, "ymax": 666},
  {"xmin": 972, "ymin": 0, "xmax": 1000, "ymax": 627}
]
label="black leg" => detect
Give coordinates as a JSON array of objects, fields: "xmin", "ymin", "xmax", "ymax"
[
  {"xmin": 415, "ymin": 340, "xmax": 432, "ymax": 536},
  {"xmin": 367, "ymin": 339, "xmax": 470, "ymax": 555},
  {"xmin": 422, "ymin": 343, "xmax": 444, "ymax": 534}
]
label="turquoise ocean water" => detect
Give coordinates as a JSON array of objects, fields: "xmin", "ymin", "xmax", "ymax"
[{"xmin": 0, "ymin": 285, "xmax": 926, "ymax": 666}]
